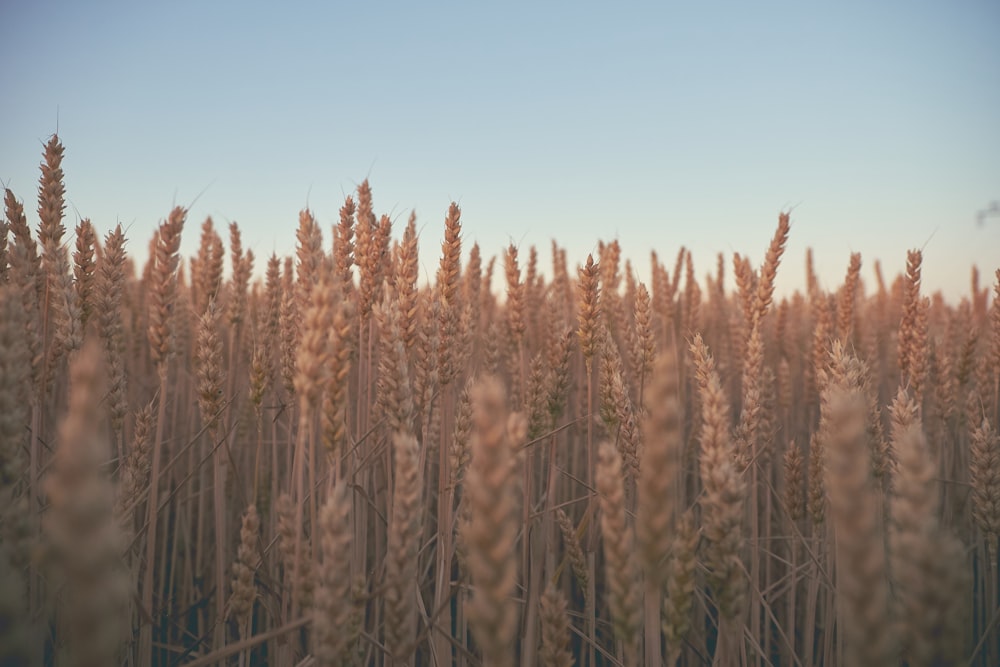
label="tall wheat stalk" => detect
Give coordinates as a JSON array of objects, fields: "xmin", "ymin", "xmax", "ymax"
[{"xmin": 138, "ymin": 206, "xmax": 185, "ymax": 665}]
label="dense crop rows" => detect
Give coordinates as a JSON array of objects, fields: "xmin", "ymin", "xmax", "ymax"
[{"xmin": 1, "ymin": 136, "xmax": 999, "ymax": 666}]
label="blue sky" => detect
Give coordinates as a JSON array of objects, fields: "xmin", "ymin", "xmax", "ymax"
[{"xmin": 2, "ymin": 0, "xmax": 998, "ymax": 301}]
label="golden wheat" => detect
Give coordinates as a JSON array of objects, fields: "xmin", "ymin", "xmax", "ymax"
[{"xmin": 4, "ymin": 136, "xmax": 1000, "ymax": 666}]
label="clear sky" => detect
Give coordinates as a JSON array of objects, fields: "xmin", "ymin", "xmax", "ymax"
[{"xmin": 2, "ymin": 0, "xmax": 998, "ymax": 301}]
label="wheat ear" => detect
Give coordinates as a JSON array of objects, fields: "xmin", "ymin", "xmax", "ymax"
[
  {"xmin": 596, "ymin": 441, "xmax": 640, "ymax": 664},
  {"xmin": 462, "ymin": 376, "xmax": 519, "ymax": 667},
  {"xmin": 539, "ymin": 583, "xmax": 573, "ymax": 667},
  {"xmin": 824, "ymin": 383, "xmax": 894, "ymax": 666},
  {"xmin": 384, "ymin": 430, "xmax": 423, "ymax": 663},
  {"xmin": 889, "ymin": 399, "xmax": 968, "ymax": 666},
  {"xmin": 43, "ymin": 340, "xmax": 130, "ymax": 667},
  {"xmin": 313, "ymin": 483, "xmax": 356, "ymax": 667}
]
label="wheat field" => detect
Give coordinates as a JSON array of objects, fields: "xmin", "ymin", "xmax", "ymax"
[{"xmin": 1, "ymin": 135, "xmax": 999, "ymax": 666}]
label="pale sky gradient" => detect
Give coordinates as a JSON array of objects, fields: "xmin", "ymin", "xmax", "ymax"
[{"xmin": 2, "ymin": 0, "xmax": 998, "ymax": 301}]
